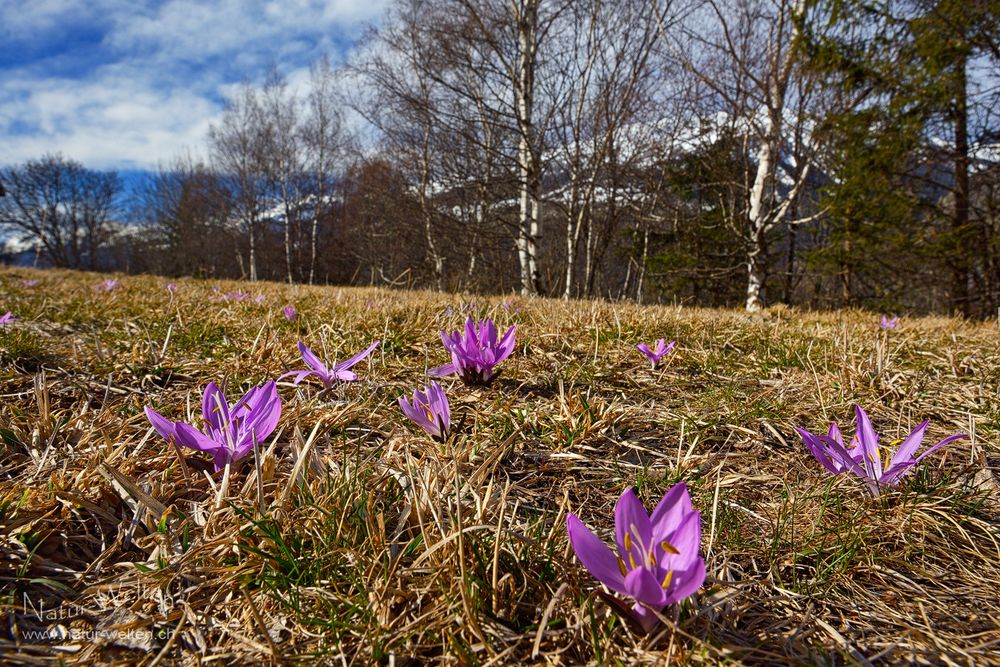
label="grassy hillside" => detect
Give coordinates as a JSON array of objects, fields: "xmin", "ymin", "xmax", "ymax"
[{"xmin": 1, "ymin": 268, "xmax": 998, "ymax": 665}]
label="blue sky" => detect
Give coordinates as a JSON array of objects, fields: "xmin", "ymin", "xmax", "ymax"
[{"xmin": 0, "ymin": 0, "xmax": 387, "ymax": 171}]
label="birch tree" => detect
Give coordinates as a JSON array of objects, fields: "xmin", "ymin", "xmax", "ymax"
[
  {"xmin": 208, "ymin": 85, "xmax": 269, "ymax": 282},
  {"xmin": 549, "ymin": 0, "xmax": 666, "ymax": 298},
  {"xmin": 257, "ymin": 70, "xmax": 303, "ymax": 284},
  {"xmin": 302, "ymin": 57, "xmax": 351, "ymax": 285},
  {"xmin": 670, "ymin": 0, "xmax": 821, "ymax": 311},
  {"xmin": 414, "ymin": 0, "xmax": 572, "ymax": 295}
]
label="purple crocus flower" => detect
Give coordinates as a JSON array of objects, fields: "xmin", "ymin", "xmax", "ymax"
[
  {"xmin": 253, "ymin": 294, "xmax": 266, "ymax": 305},
  {"xmin": 19, "ymin": 279, "xmax": 40, "ymax": 288},
  {"xmin": 96, "ymin": 278, "xmax": 120, "ymax": 292},
  {"xmin": 226, "ymin": 290, "xmax": 251, "ymax": 302},
  {"xmin": 282, "ymin": 340, "xmax": 380, "ymax": 388},
  {"xmin": 796, "ymin": 406, "xmax": 966, "ymax": 496},
  {"xmin": 0, "ymin": 311, "xmax": 16, "ymax": 325},
  {"xmin": 566, "ymin": 483, "xmax": 706, "ymax": 633},
  {"xmin": 145, "ymin": 381, "xmax": 282, "ymax": 472},
  {"xmin": 166, "ymin": 283, "xmax": 177, "ymax": 293},
  {"xmin": 398, "ymin": 381, "xmax": 451, "ymax": 441},
  {"xmin": 636, "ymin": 339, "xmax": 676, "ymax": 369},
  {"xmin": 880, "ymin": 315, "xmax": 898, "ymax": 330},
  {"xmin": 500, "ymin": 298, "xmax": 522, "ymax": 313},
  {"xmin": 428, "ymin": 317, "xmax": 515, "ymax": 385},
  {"xmin": 283, "ymin": 305, "xmax": 296, "ymax": 322}
]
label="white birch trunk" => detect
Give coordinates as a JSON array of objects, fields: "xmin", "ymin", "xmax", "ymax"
[
  {"xmin": 515, "ymin": 0, "xmax": 540, "ymax": 296},
  {"xmin": 745, "ymin": 120, "xmax": 776, "ymax": 312},
  {"xmin": 743, "ymin": 0, "xmax": 804, "ymax": 312},
  {"xmin": 419, "ymin": 124, "xmax": 444, "ymax": 291}
]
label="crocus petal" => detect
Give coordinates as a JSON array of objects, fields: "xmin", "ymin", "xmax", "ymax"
[
  {"xmin": 658, "ymin": 509, "xmax": 701, "ymax": 572},
  {"xmin": 889, "ymin": 420, "xmax": 929, "ymax": 468},
  {"xmin": 243, "ymin": 391, "xmax": 281, "ymax": 441},
  {"xmin": 818, "ymin": 435, "xmax": 868, "ymax": 477},
  {"xmin": 144, "ymin": 407, "xmax": 177, "ymax": 442},
  {"xmin": 233, "ymin": 384, "xmax": 265, "ymax": 418},
  {"xmin": 483, "ymin": 319, "xmax": 498, "ymax": 347},
  {"xmin": 879, "ymin": 461, "xmax": 916, "ymax": 486},
  {"xmin": 912, "ymin": 433, "xmax": 966, "ymax": 464},
  {"xmin": 399, "ymin": 388, "xmax": 444, "ymax": 438},
  {"xmin": 298, "ymin": 342, "xmax": 329, "ymax": 375},
  {"xmin": 174, "ymin": 422, "xmax": 225, "ymax": 454},
  {"xmin": 636, "ymin": 343, "xmax": 652, "ymax": 357},
  {"xmin": 797, "ymin": 427, "xmax": 844, "ymax": 474},
  {"xmin": 566, "ymin": 514, "xmax": 629, "ymax": 596},
  {"xmin": 630, "ymin": 603, "xmax": 662, "ymax": 633},
  {"xmin": 428, "ymin": 363, "xmax": 457, "ymax": 377},
  {"xmin": 278, "ymin": 370, "xmax": 316, "ymax": 385},
  {"xmin": 623, "ymin": 567, "xmax": 669, "ymax": 608},
  {"xmin": 828, "ymin": 422, "xmax": 844, "ymax": 447},
  {"xmin": 649, "ymin": 482, "xmax": 693, "ymax": 539},
  {"xmin": 202, "ymin": 382, "xmax": 230, "ymax": 434},
  {"xmin": 665, "ymin": 559, "xmax": 706, "ymax": 606},
  {"xmin": 854, "ymin": 406, "xmax": 882, "ymax": 479},
  {"xmin": 614, "ymin": 489, "xmax": 653, "ymax": 566},
  {"xmin": 496, "ymin": 325, "xmax": 516, "ymax": 360},
  {"xmin": 398, "ymin": 395, "xmax": 434, "ymax": 435},
  {"xmin": 427, "ymin": 382, "xmax": 450, "ymax": 434},
  {"xmin": 209, "ymin": 449, "xmax": 232, "ymax": 473},
  {"xmin": 334, "ymin": 340, "xmax": 380, "ymax": 371},
  {"xmin": 464, "ymin": 318, "xmax": 478, "ymax": 345}
]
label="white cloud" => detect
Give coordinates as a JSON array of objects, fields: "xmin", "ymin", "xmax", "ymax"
[
  {"xmin": 0, "ymin": 0, "xmax": 391, "ymax": 169},
  {"xmin": 0, "ymin": 0, "xmax": 125, "ymax": 34},
  {"xmin": 0, "ymin": 71, "xmax": 216, "ymax": 169}
]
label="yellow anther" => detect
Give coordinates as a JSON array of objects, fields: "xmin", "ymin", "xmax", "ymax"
[
  {"xmin": 628, "ymin": 553, "xmax": 637, "ymax": 570},
  {"xmin": 617, "ymin": 557, "xmax": 627, "ymax": 577},
  {"xmin": 624, "ymin": 533, "xmax": 632, "ymax": 551},
  {"xmin": 660, "ymin": 540, "xmax": 679, "ymax": 555},
  {"xmin": 661, "ymin": 569, "xmax": 674, "ymax": 590}
]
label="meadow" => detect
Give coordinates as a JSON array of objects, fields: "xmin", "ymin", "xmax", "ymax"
[{"xmin": 1, "ymin": 267, "xmax": 998, "ymax": 665}]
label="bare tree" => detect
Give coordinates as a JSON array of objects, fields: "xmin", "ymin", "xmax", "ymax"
[
  {"xmin": 0, "ymin": 154, "xmax": 119, "ymax": 269},
  {"xmin": 302, "ymin": 56, "xmax": 351, "ymax": 285},
  {"xmin": 667, "ymin": 0, "xmax": 823, "ymax": 311},
  {"xmin": 548, "ymin": 0, "xmax": 666, "ymax": 298},
  {"xmin": 365, "ymin": 0, "xmax": 573, "ymax": 295},
  {"xmin": 354, "ymin": 1, "xmax": 450, "ymax": 289},
  {"xmin": 257, "ymin": 70, "xmax": 304, "ymax": 284},
  {"xmin": 208, "ymin": 84, "xmax": 269, "ymax": 281},
  {"xmin": 134, "ymin": 155, "xmax": 234, "ymax": 277}
]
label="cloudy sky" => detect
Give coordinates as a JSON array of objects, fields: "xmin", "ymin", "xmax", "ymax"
[{"xmin": 0, "ymin": 0, "xmax": 387, "ymax": 171}]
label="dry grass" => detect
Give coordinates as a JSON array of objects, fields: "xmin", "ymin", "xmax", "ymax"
[{"xmin": 1, "ymin": 267, "xmax": 998, "ymax": 666}]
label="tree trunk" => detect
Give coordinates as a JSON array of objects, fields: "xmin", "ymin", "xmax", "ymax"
[
  {"xmin": 746, "ymin": 231, "xmax": 768, "ymax": 312},
  {"xmin": 636, "ymin": 226, "xmax": 649, "ymax": 304},
  {"xmin": 419, "ymin": 123, "xmax": 444, "ymax": 290},
  {"xmin": 248, "ymin": 218, "xmax": 257, "ymax": 282},
  {"xmin": 951, "ymin": 50, "xmax": 971, "ymax": 316},
  {"xmin": 741, "ymin": 0, "xmax": 803, "ymax": 312},
  {"xmin": 309, "ymin": 211, "xmax": 318, "ymax": 285},
  {"xmin": 783, "ymin": 210, "xmax": 797, "ymax": 302},
  {"xmin": 515, "ymin": 0, "xmax": 541, "ymax": 296},
  {"xmin": 282, "ymin": 174, "xmax": 294, "ymax": 284},
  {"xmin": 745, "ymin": 114, "xmax": 777, "ymax": 313}
]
